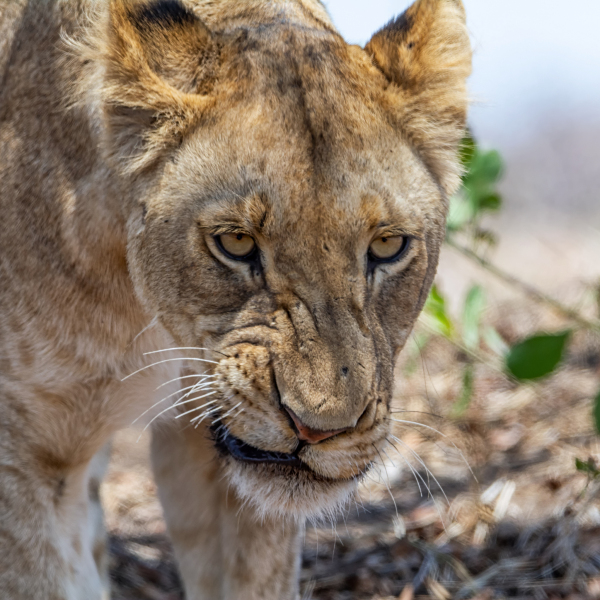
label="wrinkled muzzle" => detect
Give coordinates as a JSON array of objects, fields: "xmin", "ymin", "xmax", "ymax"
[
  {"xmin": 271, "ymin": 294, "xmax": 383, "ymax": 435},
  {"xmin": 210, "ymin": 285, "xmax": 394, "ymax": 483}
]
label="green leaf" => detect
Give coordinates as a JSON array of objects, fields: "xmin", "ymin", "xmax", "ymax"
[
  {"xmin": 447, "ymin": 194, "xmax": 473, "ymax": 232},
  {"xmin": 576, "ymin": 457, "xmax": 600, "ymax": 478},
  {"xmin": 462, "ymin": 285, "xmax": 486, "ymax": 350},
  {"xmin": 465, "ymin": 150, "xmax": 503, "ymax": 186},
  {"xmin": 459, "ymin": 134, "xmax": 476, "ymax": 169},
  {"xmin": 422, "ymin": 285, "xmax": 453, "ymax": 338},
  {"xmin": 478, "ymin": 192, "xmax": 502, "ymax": 211},
  {"xmin": 462, "ymin": 183, "xmax": 502, "ymax": 223},
  {"xmin": 452, "ymin": 364, "xmax": 474, "ymax": 417},
  {"xmin": 593, "ymin": 388, "xmax": 600, "ymax": 435},
  {"xmin": 482, "ymin": 326, "xmax": 509, "ymax": 356},
  {"xmin": 451, "ymin": 139, "xmax": 505, "ymax": 235},
  {"xmin": 506, "ymin": 331, "xmax": 571, "ymax": 381},
  {"xmin": 478, "ymin": 150, "xmax": 503, "ymax": 182},
  {"xmin": 403, "ymin": 333, "xmax": 431, "ymax": 377}
]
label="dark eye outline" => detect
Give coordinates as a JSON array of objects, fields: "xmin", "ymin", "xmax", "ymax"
[
  {"xmin": 214, "ymin": 233, "xmax": 259, "ymax": 262},
  {"xmin": 368, "ymin": 235, "xmax": 411, "ymax": 265}
]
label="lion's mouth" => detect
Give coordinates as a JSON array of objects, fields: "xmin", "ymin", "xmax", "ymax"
[{"xmin": 212, "ymin": 425, "xmax": 306, "ymax": 468}]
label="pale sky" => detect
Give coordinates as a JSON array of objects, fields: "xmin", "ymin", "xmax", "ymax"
[{"xmin": 323, "ymin": 0, "xmax": 600, "ymax": 149}]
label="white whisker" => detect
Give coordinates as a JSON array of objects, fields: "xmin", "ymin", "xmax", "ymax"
[
  {"xmin": 161, "ymin": 379, "xmax": 215, "ymax": 408},
  {"xmin": 122, "ymin": 357, "xmax": 218, "ymax": 382},
  {"xmin": 354, "ymin": 489, "xmax": 367, "ymax": 513},
  {"xmin": 380, "ymin": 456, "xmax": 399, "ymax": 517},
  {"xmin": 205, "ymin": 395, "xmax": 237, "ymax": 435},
  {"xmin": 212, "ymin": 401, "xmax": 242, "ymax": 425},
  {"xmin": 189, "ymin": 406, "xmax": 222, "ymax": 423},
  {"xmin": 140, "ymin": 391, "xmax": 216, "ymax": 436},
  {"xmin": 191, "ymin": 405, "xmax": 222, "ymax": 427},
  {"xmin": 132, "ymin": 382, "xmax": 212, "ymax": 426},
  {"xmin": 350, "ymin": 458, "xmax": 364, "ymax": 479},
  {"xmin": 395, "ymin": 446, "xmax": 447, "ymax": 531},
  {"xmin": 230, "ymin": 405, "xmax": 245, "ymax": 421},
  {"xmin": 385, "ymin": 438, "xmax": 424, "ymax": 497},
  {"xmin": 390, "ymin": 434, "xmax": 432, "ymax": 491},
  {"xmin": 175, "ymin": 398, "xmax": 219, "ymax": 420},
  {"xmin": 171, "ymin": 396, "xmax": 216, "ymax": 410},
  {"xmin": 388, "ymin": 438, "xmax": 446, "ymax": 529},
  {"xmin": 381, "ymin": 445, "xmax": 403, "ymax": 495},
  {"xmin": 361, "ymin": 467, "xmax": 381, "ymax": 486},
  {"xmin": 390, "ymin": 434, "xmax": 449, "ymax": 505},
  {"xmin": 389, "ymin": 418, "xmax": 476, "ymax": 481},
  {"xmin": 173, "ymin": 390, "xmax": 218, "ymax": 411},
  {"xmin": 130, "ymin": 315, "xmax": 158, "ymax": 346},
  {"xmin": 372, "ymin": 443, "xmax": 398, "ymax": 517},
  {"xmin": 390, "ymin": 410, "xmax": 443, "ymax": 419},
  {"xmin": 156, "ymin": 373, "xmax": 215, "ymax": 390},
  {"xmin": 143, "ymin": 347, "xmax": 214, "ymax": 356}
]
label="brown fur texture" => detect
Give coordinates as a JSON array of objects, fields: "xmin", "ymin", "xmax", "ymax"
[{"xmin": 0, "ymin": 0, "xmax": 471, "ymax": 598}]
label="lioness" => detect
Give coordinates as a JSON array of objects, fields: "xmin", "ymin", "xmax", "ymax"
[{"xmin": 0, "ymin": 0, "xmax": 470, "ymax": 597}]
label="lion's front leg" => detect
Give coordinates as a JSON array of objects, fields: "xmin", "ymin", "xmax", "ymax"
[
  {"xmin": 220, "ymin": 501, "xmax": 302, "ymax": 600},
  {"xmin": 151, "ymin": 423, "xmax": 302, "ymax": 600},
  {"xmin": 0, "ymin": 403, "xmax": 112, "ymax": 600}
]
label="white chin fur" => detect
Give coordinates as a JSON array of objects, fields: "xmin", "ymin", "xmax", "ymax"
[{"xmin": 224, "ymin": 458, "xmax": 358, "ymax": 524}]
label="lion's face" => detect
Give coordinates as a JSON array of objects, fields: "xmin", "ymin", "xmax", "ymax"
[{"xmin": 93, "ymin": 0, "xmax": 470, "ymax": 520}]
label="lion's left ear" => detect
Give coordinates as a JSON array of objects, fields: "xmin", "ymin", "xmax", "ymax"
[
  {"xmin": 98, "ymin": 0, "xmax": 219, "ymax": 173},
  {"xmin": 365, "ymin": 0, "xmax": 471, "ymax": 195}
]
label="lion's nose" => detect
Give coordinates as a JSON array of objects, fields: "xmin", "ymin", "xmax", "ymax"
[{"xmin": 284, "ymin": 407, "xmax": 349, "ymax": 444}]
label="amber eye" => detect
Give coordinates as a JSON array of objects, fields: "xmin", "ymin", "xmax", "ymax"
[
  {"xmin": 215, "ymin": 233, "xmax": 257, "ymax": 260},
  {"xmin": 368, "ymin": 235, "xmax": 409, "ymax": 262}
]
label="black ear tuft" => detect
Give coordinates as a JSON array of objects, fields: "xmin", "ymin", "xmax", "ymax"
[
  {"xmin": 98, "ymin": 0, "xmax": 217, "ymax": 173},
  {"xmin": 378, "ymin": 10, "xmax": 413, "ymax": 40},
  {"xmin": 133, "ymin": 0, "xmax": 197, "ymax": 31}
]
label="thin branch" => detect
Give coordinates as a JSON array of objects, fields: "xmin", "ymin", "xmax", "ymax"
[
  {"xmin": 417, "ymin": 320, "xmax": 501, "ymax": 374},
  {"xmin": 446, "ymin": 237, "xmax": 600, "ymax": 334},
  {"xmin": 416, "ymin": 322, "xmax": 547, "ymax": 405}
]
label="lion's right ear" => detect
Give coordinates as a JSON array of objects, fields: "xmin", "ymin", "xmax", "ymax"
[
  {"xmin": 98, "ymin": 0, "xmax": 219, "ymax": 172},
  {"xmin": 365, "ymin": 0, "xmax": 471, "ymax": 195}
]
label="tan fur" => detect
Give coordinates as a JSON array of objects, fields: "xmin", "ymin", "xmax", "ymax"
[{"xmin": 0, "ymin": 0, "xmax": 470, "ymax": 598}]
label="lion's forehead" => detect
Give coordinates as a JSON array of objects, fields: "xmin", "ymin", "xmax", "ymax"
[
  {"xmin": 222, "ymin": 30, "xmax": 392, "ymax": 141},
  {"xmin": 188, "ymin": 0, "xmax": 335, "ymax": 33},
  {"xmin": 158, "ymin": 24, "xmax": 441, "ymax": 228},
  {"xmin": 172, "ymin": 90, "xmax": 437, "ymax": 236}
]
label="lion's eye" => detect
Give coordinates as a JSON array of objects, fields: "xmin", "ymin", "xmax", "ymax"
[
  {"xmin": 216, "ymin": 233, "xmax": 257, "ymax": 260},
  {"xmin": 368, "ymin": 235, "xmax": 409, "ymax": 262}
]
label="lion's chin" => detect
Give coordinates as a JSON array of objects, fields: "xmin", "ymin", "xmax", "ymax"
[
  {"xmin": 213, "ymin": 427, "xmax": 359, "ymax": 522},
  {"xmin": 224, "ymin": 459, "xmax": 358, "ymax": 523}
]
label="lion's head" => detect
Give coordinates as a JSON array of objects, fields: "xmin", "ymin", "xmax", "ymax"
[{"xmin": 86, "ymin": 0, "xmax": 471, "ymax": 520}]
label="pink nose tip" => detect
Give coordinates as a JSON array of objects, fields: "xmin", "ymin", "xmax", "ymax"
[{"xmin": 285, "ymin": 407, "xmax": 348, "ymax": 444}]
